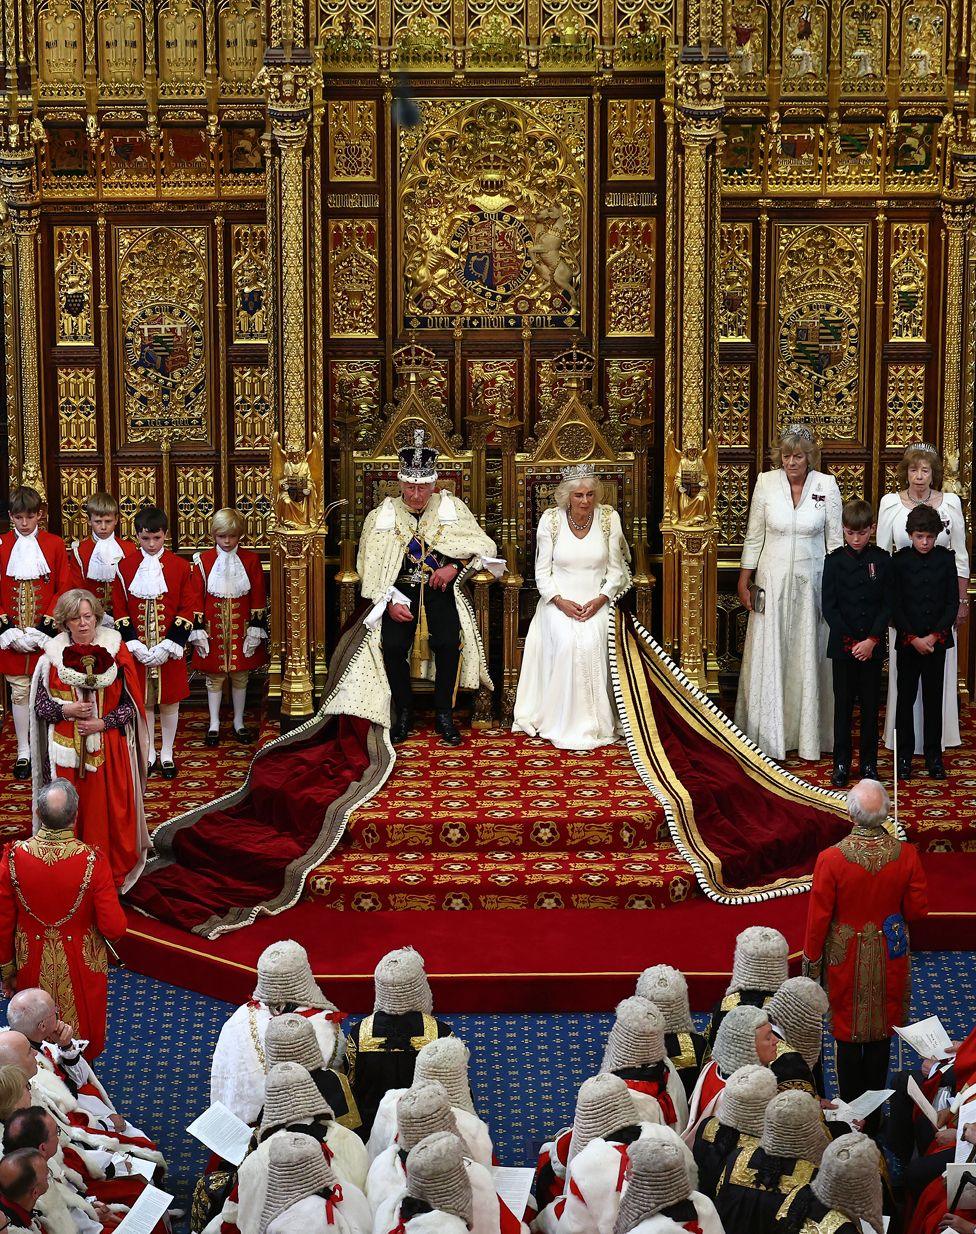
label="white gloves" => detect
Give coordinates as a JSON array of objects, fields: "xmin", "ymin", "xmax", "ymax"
[
  {"xmin": 157, "ymin": 638, "xmax": 183, "ymax": 661},
  {"xmin": 126, "ymin": 640, "xmax": 151, "ymax": 665},
  {"xmin": 24, "ymin": 628, "xmax": 49, "ymax": 651},
  {"xmin": 0, "ymin": 626, "xmax": 27, "ymax": 651},
  {"xmin": 242, "ymin": 629, "xmax": 266, "ymax": 659},
  {"xmin": 144, "ymin": 644, "xmax": 169, "ymax": 667},
  {"xmin": 188, "ymin": 629, "xmax": 210, "ymax": 658}
]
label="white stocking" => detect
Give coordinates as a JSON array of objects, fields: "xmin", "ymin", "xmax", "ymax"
[
  {"xmin": 231, "ymin": 685, "xmax": 247, "ymax": 731},
  {"xmin": 146, "ymin": 706, "xmax": 157, "ymax": 764},
  {"xmin": 160, "ymin": 703, "xmax": 180, "ymax": 764},
  {"xmin": 207, "ymin": 689, "xmax": 222, "ymax": 732},
  {"xmin": 11, "ymin": 703, "xmax": 30, "ymax": 759}
]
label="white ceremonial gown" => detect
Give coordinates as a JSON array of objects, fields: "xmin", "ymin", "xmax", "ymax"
[
  {"xmin": 734, "ymin": 468, "xmax": 843, "ymax": 761},
  {"xmin": 877, "ymin": 491, "xmax": 969, "ymax": 752},
  {"xmin": 513, "ymin": 506, "xmax": 631, "ymax": 751}
]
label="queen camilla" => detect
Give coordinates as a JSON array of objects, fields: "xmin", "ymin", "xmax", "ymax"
[{"xmin": 513, "ymin": 464, "xmax": 631, "ymax": 751}]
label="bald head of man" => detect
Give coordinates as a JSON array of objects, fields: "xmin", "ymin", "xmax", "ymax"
[
  {"xmin": 6, "ymin": 991, "xmax": 56, "ymax": 1045},
  {"xmin": 0, "ymin": 1034, "xmax": 37, "ymax": 1080},
  {"xmin": 847, "ymin": 778, "xmax": 889, "ymax": 830}
]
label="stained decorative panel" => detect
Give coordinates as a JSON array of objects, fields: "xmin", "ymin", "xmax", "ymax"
[
  {"xmin": 329, "ymin": 219, "xmax": 379, "ymax": 338},
  {"xmin": 176, "ymin": 465, "xmax": 217, "ymax": 546},
  {"xmin": 54, "ymin": 227, "xmax": 94, "ymax": 345},
  {"xmin": 57, "ymin": 369, "xmax": 99, "ymax": 451},
  {"xmin": 719, "ymin": 223, "xmax": 752, "ymax": 342},
  {"xmin": 717, "ymin": 463, "xmax": 751, "ymax": 543},
  {"xmin": 885, "ymin": 363, "xmax": 926, "ymax": 447},
  {"xmin": 233, "ymin": 367, "xmax": 273, "ymax": 449},
  {"xmin": 60, "ymin": 468, "xmax": 101, "ymax": 544},
  {"xmin": 234, "ymin": 464, "xmax": 273, "ymax": 547},
  {"xmin": 231, "ymin": 223, "xmax": 268, "ymax": 342},
  {"xmin": 772, "ymin": 222, "xmax": 868, "ymax": 442},
  {"xmin": 888, "ymin": 223, "xmax": 928, "ymax": 342},
  {"xmin": 116, "ymin": 225, "xmax": 210, "ymax": 443},
  {"xmin": 606, "ymin": 217, "xmax": 655, "ymax": 336},
  {"xmin": 716, "ymin": 364, "xmax": 752, "ymax": 447}
]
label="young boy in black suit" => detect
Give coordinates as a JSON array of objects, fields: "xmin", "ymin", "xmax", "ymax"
[
  {"xmin": 889, "ymin": 503, "xmax": 960, "ymax": 780},
  {"xmin": 821, "ymin": 500, "xmax": 891, "ymax": 787}
]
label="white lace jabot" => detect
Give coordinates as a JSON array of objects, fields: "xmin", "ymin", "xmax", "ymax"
[
  {"xmin": 129, "ymin": 549, "xmax": 168, "ymax": 598},
  {"xmin": 8, "ymin": 529, "xmax": 51, "ymax": 580},
  {"xmin": 88, "ymin": 534, "xmax": 124, "ymax": 582},
  {"xmin": 207, "ymin": 546, "xmax": 250, "ymax": 598}
]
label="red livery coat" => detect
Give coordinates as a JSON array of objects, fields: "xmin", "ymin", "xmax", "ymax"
[
  {"xmin": 804, "ymin": 831, "xmax": 928, "ymax": 1042},
  {"xmin": 192, "ymin": 547, "xmax": 268, "ymax": 675},
  {"xmin": 0, "ymin": 530, "xmax": 73, "ymax": 676},
  {"xmin": 68, "ymin": 535, "xmax": 139, "ymax": 615},
  {"xmin": 112, "ymin": 551, "xmax": 203, "ymax": 704},
  {"xmin": 0, "ymin": 829, "xmax": 127, "ymax": 1058}
]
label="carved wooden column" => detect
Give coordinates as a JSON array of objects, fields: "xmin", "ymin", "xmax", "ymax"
[
  {"xmin": 660, "ymin": 50, "xmax": 730, "ymax": 693},
  {"xmin": 262, "ymin": 39, "xmax": 322, "ymax": 727},
  {"xmin": 0, "ymin": 116, "xmax": 45, "ymax": 499}
]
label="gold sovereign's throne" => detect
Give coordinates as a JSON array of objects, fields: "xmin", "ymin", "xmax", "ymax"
[
  {"xmin": 334, "ymin": 340, "xmax": 496, "ymax": 724},
  {"xmin": 497, "ymin": 342, "xmax": 653, "ymax": 720}
]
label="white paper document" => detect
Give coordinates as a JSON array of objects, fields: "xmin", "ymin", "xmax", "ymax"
[
  {"xmin": 860, "ymin": 1220, "xmax": 890, "ymax": 1233},
  {"xmin": 112, "ymin": 1184, "xmax": 174, "ymax": 1234},
  {"xmin": 955, "ymin": 1099, "xmax": 976, "ymax": 1162},
  {"xmin": 946, "ymin": 1162, "xmax": 976, "ymax": 1209},
  {"xmin": 123, "ymin": 1156, "xmax": 157, "ymax": 1181},
  {"xmin": 825, "ymin": 1088, "xmax": 894, "ymax": 1123},
  {"xmin": 187, "ymin": 1101, "xmax": 253, "ymax": 1166},
  {"xmin": 478, "ymin": 556, "xmax": 508, "ymax": 580},
  {"xmin": 907, "ymin": 1075, "xmax": 940, "ymax": 1128},
  {"xmin": 492, "ymin": 1166, "xmax": 535, "ymax": 1220},
  {"xmin": 894, "ymin": 1015, "xmax": 953, "ymax": 1058}
]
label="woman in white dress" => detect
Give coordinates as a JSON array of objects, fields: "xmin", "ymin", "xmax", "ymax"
[
  {"xmin": 877, "ymin": 443, "xmax": 970, "ymax": 753},
  {"xmin": 734, "ymin": 427, "xmax": 843, "ymax": 761},
  {"xmin": 513, "ymin": 466, "xmax": 631, "ymax": 751}
]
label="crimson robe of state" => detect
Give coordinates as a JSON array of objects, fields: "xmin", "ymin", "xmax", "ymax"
[
  {"xmin": 803, "ymin": 831, "xmax": 928, "ymax": 1041},
  {"xmin": 0, "ymin": 531, "xmax": 73, "ymax": 677},
  {"xmin": 112, "ymin": 550, "xmax": 203, "ymax": 703},
  {"xmin": 68, "ymin": 535, "xmax": 140, "ymax": 615},
  {"xmin": 0, "ymin": 828, "xmax": 127, "ymax": 1058},
  {"xmin": 192, "ymin": 546, "xmax": 268, "ymax": 674}
]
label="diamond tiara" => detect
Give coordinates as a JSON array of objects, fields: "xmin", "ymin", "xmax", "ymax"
[
  {"xmin": 783, "ymin": 423, "xmax": 814, "ymax": 443},
  {"xmin": 561, "ymin": 462, "xmax": 597, "ymax": 482},
  {"xmin": 905, "ymin": 441, "xmax": 938, "ymax": 456}
]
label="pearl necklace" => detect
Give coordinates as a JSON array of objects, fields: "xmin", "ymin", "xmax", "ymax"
[
  {"xmin": 909, "ymin": 488, "xmax": 932, "ymax": 506},
  {"xmin": 568, "ymin": 510, "xmax": 593, "ymax": 533}
]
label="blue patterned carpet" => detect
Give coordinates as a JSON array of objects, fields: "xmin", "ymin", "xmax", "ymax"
[{"xmin": 33, "ymin": 951, "xmax": 976, "ymax": 1227}]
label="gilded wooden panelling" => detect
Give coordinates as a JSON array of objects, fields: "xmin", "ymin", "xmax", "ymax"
[
  {"xmin": 117, "ymin": 466, "xmax": 158, "ymax": 536},
  {"xmin": 234, "ymin": 464, "xmax": 273, "ymax": 547},
  {"xmin": 158, "ymin": 0, "xmax": 206, "ymax": 93},
  {"xmin": 768, "ymin": 124, "xmax": 826, "ymax": 190},
  {"xmin": 780, "ymin": 0, "xmax": 828, "ymax": 95},
  {"xmin": 467, "ymin": 359, "xmax": 520, "ymax": 423},
  {"xmin": 218, "ymin": 0, "xmax": 264, "ymax": 88},
  {"xmin": 899, "ymin": 0, "xmax": 948, "ymax": 96},
  {"xmin": 38, "ymin": 0, "xmax": 85, "ymax": 94},
  {"xmin": 840, "ymin": 0, "xmax": 886, "ymax": 94},
  {"xmin": 728, "ymin": 0, "xmax": 767, "ymax": 91},
  {"xmin": 329, "ymin": 218, "xmax": 379, "ymax": 338},
  {"xmin": 773, "ymin": 222, "xmax": 868, "ymax": 442},
  {"xmin": 98, "ymin": 0, "xmax": 146, "ymax": 91},
  {"xmin": 605, "ymin": 360, "xmax": 654, "ymax": 438},
  {"xmin": 888, "ymin": 223, "xmax": 928, "ymax": 342},
  {"xmin": 536, "ymin": 358, "xmax": 572, "ymax": 424},
  {"xmin": 716, "ymin": 364, "xmax": 752, "ymax": 447},
  {"xmin": 233, "ymin": 366, "xmax": 273, "ymax": 449},
  {"xmin": 827, "ymin": 125, "xmax": 882, "ymax": 191},
  {"xmin": 607, "ymin": 100, "xmax": 655, "ymax": 180},
  {"xmin": 606, "ymin": 217, "xmax": 655, "ymax": 336},
  {"xmin": 398, "ymin": 98, "xmax": 585, "ymax": 331},
  {"xmin": 885, "ymin": 363, "xmax": 926, "ymax": 447},
  {"xmin": 539, "ymin": 0, "xmax": 600, "ymax": 69},
  {"xmin": 54, "ymin": 226, "xmax": 94, "ymax": 346},
  {"xmin": 719, "ymin": 223, "xmax": 752, "ymax": 342},
  {"xmin": 116, "ymin": 225, "xmax": 210, "ymax": 444},
  {"xmin": 328, "ymin": 360, "xmax": 382, "ymax": 441},
  {"xmin": 57, "ymin": 369, "xmax": 99, "ymax": 451},
  {"xmin": 717, "ymin": 463, "xmax": 751, "ymax": 544},
  {"xmin": 60, "ymin": 467, "xmax": 101, "ymax": 544},
  {"xmin": 327, "ymin": 101, "xmax": 377, "ymax": 181},
  {"xmin": 176, "ymin": 465, "xmax": 216, "ymax": 546},
  {"xmin": 832, "ymin": 462, "xmax": 866, "ymax": 502},
  {"xmin": 231, "ymin": 223, "xmax": 268, "ymax": 343}
]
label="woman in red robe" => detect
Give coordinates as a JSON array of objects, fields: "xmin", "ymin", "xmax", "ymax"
[{"xmin": 30, "ymin": 588, "xmax": 150, "ymax": 891}]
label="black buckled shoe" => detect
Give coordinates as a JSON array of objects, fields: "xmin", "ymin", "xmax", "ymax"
[
  {"xmin": 390, "ymin": 709, "xmax": 414, "ymax": 746},
  {"xmin": 897, "ymin": 756, "xmax": 913, "ymax": 781},
  {"xmin": 204, "ymin": 729, "xmax": 220, "ymax": 748},
  {"xmin": 148, "ymin": 757, "xmax": 162, "ymax": 777},
  {"xmin": 860, "ymin": 764, "xmax": 879, "ymax": 781},
  {"xmin": 160, "ymin": 760, "xmax": 177, "ymax": 780},
  {"xmin": 927, "ymin": 757, "xmax": 947, "ymax": 780},
  {"xmin": 12, "ymin": 758, "xmax": 30, "ymax": 781},
  {"xmin": 233, "ymin": 726, "xmax": 256, "ymax": 744},
  {"xmin": 831, "ymin": 763, "xmax": 850, "ymax": 788},
  {"xmin": 434, "ymin": 711, "xmax": 463, "ymax": 746}
]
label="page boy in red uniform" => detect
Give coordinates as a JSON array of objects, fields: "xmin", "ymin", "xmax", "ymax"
[{"xmin": 67, "ymin": 492, "xmax": 139, "ymax": 619}]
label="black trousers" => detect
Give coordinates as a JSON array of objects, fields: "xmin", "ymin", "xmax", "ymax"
[
  {"xmin": 381, "ymin": 582, "xmax": 461, "ymax": 715},
  {"xmin": 831, "ymin": 656, "xmax": 883, "ymax": 769},
  {"xmin": 895, "ymin": 643, "xmax": 946, "ymax": 761},
  {"xmin": 836, "ymin": 1039, "xmax": 892, "ymax": 1138}
]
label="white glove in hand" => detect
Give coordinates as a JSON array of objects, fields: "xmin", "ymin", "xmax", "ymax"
[
  {"xmin": 26, "ymin": 629, "xmax": 50, "ymax": 651},
  {"xmin": 0, "ymin": 626, "xmax": 27, "ymax": 651},
  {"xmin": 242, "ymin": 633, "xmax": 261, "ymax": 659},
  {"xmin": 126, "ymin": 640, "xmax": 151, "ymax": 665},
  {"xmin": 157, "ymin": 638, "xmax": 183, "ymax": 661},
  {"xmin": 146, "ymin": 644, "xmax": 170, "ymax": 667},
  {"xmin": 191, "ymin": 634, "xmax": 210, "ymax": 658}
]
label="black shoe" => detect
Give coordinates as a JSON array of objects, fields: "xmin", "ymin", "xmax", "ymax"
[
  {"xmin": 434, "ymin": 711, "xmax": 463, "ymax": 746},
  {"xmin": 205, "ymin": 730, "xmax": 220, "ymax": 748},
  {"xmin": 831, "ymin": 763, "xmax": 850, "ymax": 788},
  {"xmin": 897, "ymin": 757, "xmax": 912, "ymax": 781},
  {"xmin": 148, "ymin": 757, "xmax": 162, "ymax": 777},
  {"xmin": 160, "ymin": 760, "xmax": 177, "ymax": 780},
  {"xmin": 390, "ymin": 709, "xmax": 414, "ymax": 745},
  {"xmin": 12, "ymin": 758, "xmax": 30, "ymax": 781},
  {"xmin": 233, "ymin": 726, "xmax": 256, "ymax": 744},
  {"xmin": 927, "ymin": 758, "xmax": 947, "ymax": 780},
  {"xmin": 860, "ymin": 764, "xmax": 878, "ymax": 781}
]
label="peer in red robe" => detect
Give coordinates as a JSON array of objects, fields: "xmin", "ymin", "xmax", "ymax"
[
  {"xmin": 0, "ymin": 826, "xmax": 127, "ymax": 1059},
  {"xmin": 30, "ymin": 619, "xmax": 150, "ymax": 892}
]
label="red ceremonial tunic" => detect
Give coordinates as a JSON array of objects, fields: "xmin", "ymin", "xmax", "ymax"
[
  {"xmin": 0, "ymin": 828, "xmax": 127, "ymax": 1058},
  {"xmin": 68, "ymin": 536, "xmax": 140, "ymax": 615},
  {"xmin": 192, "ymin": 547, "xmax": 268, "ymax": 674},
  {"xmin": 804, "ymin": 830, "xmax": 928, "ymax": 1042},
  {"xmin": 0, "ymin": 530, "xmax": 73, "ymax": 676},
  {"xmin": 112, "ymin": 550, "xmax": 203, "ymax": 703}
]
